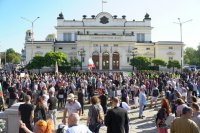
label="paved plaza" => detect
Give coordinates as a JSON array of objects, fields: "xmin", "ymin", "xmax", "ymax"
[{"xmin": 56, "ymin": 98, "xmax": 163, "ymax": 133}]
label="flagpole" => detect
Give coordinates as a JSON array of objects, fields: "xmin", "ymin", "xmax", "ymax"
[{"xmin": 102, "ymin": 0, "xmax": 103, "ymax": 12}]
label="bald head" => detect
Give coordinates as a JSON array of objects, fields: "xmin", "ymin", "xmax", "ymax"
[{"xmin": 68, "ymin": 113, "xmax": 80, "ymax": 127}]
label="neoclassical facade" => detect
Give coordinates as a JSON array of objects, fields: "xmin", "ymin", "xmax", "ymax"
[{"xmin": 24, "ymin": 12, "xmax": 184, "ymax": 71}]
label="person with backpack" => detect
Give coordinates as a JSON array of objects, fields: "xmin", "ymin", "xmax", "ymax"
[
  {"xmin": 150, "ymin": 84, "xmax": 159, "ymax": 108},
  {"xmin": 87, "ymin": 96, "xmax": 104, "ymax": 133},
  {"xmin": 34, "ymin": 97, "xmax": 47, "ymax": 124}
]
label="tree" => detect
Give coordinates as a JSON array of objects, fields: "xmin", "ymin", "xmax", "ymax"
[
  {"xmin": 184, "ymin": 47, "xmax": 198, "ymax": 65},
  {"xmin": 45, "ymin": 33, "xmax": 56, "ymax": 41},
  {"xmin": 167, "ymin": 60, "xmax": 181, "ymax": 72},
  {"xmin": 130, "ymin": 56, "xmax": 151, "ymax": 70},
  {"xmin": 27, "ymin": 56, "xmax": 45, "ymax": 69},
  {"xmin": 70, "ymin": 57, "xmax": 81, "ymax": 70},
  {"xmin": 152, "ymin": 58, "xmax": 167, "ymax": 66},
  {"xmin": 4, "ymin": 48, "xmax": 21, "ymax": 64},
  {"xmin": 44, "ymin": 51, "xmax": 67, "ymax": 66}
]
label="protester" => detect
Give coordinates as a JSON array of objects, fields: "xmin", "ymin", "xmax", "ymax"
[
  {"xmin": 63, "ymin": 93, "xmax": 81, "ymax": 119},
  {"xmin": 105, "ymin": 97, "xmax": 129, "ymax": 133},
  {"xmin": 18, "ymin": 95, "xmax": 34, "ymax": 133},
  {"xmin": 139, "ymin": 85, "xmax": 147, "ymax": 118},
  {"xmin": 191, "ymin": 102, "xmax": 200, "ymax": 128},
  {"xmin": 66, "ymin": 113, "xmax": 92, "ymax": 133},
  {"xmin": 19, "ymin": 119, "xmax": 54, "ymax": 133},
  {"xmin": 34, "ymin": 97, "xmax": 47, "ymax": 124},
  {"xmin": 48, "ymin": 90, "xmax": 58, "ymax": 129},
  {"xmin": 170, "ymin": 106, "xmax": 200, "ymax": 133},
  {"xmin": 87, "ymin": 96, "xmax": 104, "ymax": 133}
]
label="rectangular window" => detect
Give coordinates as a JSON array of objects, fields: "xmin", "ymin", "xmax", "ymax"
[
  {"xmin": 169, "ymin": 57, "xmax": 173, "ymax": 60},
  {"xmin": 114, "ymin": 44, "xmax": 118, "ymax": 47},
  {"xmin": 127, "ymin": 57, "xmax": 130, "ymax": 63},
  {"xmin": 59, "ymin": 47, "xmax": 63, "ymax": 50},
  {"xmin": 71, "ymin": 47, "xmax": 76, "ymax": 50},
  {"xmin": 146, "ymin": 48, "xmax": 150, "ymax": 50},
  {"xmin": 104, "ymin": 44, "xmax": 108, "ymax": 47},
  {"xmin": 169, "ymin": 46, "xmax": 173, "ymax": 50},
  {"xmin": 137, "ymin": 33, "xmax": 145, "ymax": 42},
  {"xmin": 63, "ymin": 33, "xmax": 72, "ymax": 41},
  {"xmin": 36, "ymin": 46, "xmax": 41, "ymax": 48}
]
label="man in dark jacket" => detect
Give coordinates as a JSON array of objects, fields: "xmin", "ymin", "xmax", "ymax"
[{"xmin": 105, "ymin": 97, "xmax": 129, "ymax": 133}]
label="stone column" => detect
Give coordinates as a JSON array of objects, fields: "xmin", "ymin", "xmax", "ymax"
[
  {"xmin": 119, "ymin": 55, "xmax": 122, "ymax": 70},
  {"xmin": 99, "ymin": 54, "xmax": 102, "ymax": 70},
  {"xmin": 109, "ymin": 54, "xmax": 112, "ymax": 70}
]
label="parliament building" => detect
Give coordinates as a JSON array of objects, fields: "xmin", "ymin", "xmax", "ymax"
[{"xmin": 24, "ymin": 12, "xmax": 184, "ymax": 71}]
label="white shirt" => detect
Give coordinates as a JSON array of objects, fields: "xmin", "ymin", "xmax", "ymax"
[
  {"xmin": 65, "ymin": 101, "xmax": 81, "ymax": 115},
  {"xmin": 120, "ymin": 102, "xmax": 131, "ymax": 112},
  {"xmin": 66, "ymin": 125, "xmax": 92, "ymax": 133}
]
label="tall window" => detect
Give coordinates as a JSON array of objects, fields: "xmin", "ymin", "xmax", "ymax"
[
  {"xmin": 137, "ymin": 33, "xmax": 145, "ymax": 42},
  {"xmin": 169, "ymin": 57, "xmax": 173, "ymax": 60},
  {"xmin": 169, "ymin": 46, "xmax": 173, "ymax": 50},
  {"xmin": 127, "ymin": 57, "xmax": 130, "ymax": 63},
  {"xmin": 63, "ymin": 33, "xmax": 72, "ymax": 41}
]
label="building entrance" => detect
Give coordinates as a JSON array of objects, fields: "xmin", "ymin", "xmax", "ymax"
[
  {"xmin": 102, "ymin": 52, "xmax": 109, "ymax": 70},
  {"xmin": 92, "ymin": 51, "xmax": 99, "ymax": 70},
  {"xmin": 112, "ymin": 52, "xmax": 119, "ymax": 70}
]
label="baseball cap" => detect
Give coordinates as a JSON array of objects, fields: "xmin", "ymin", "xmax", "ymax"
[{"xmin": 67, "ymin": 93, "xmax": 75, "ymax": 100}]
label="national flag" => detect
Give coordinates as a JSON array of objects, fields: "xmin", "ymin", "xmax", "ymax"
[
  {"xmin": 102, "ymin": 0, "xmax": 107, "ymax": 3},
  {"xmin": 0, "ymin": 83, "xmax": 3, "ymax": 97},
  {"xmin": 88, "ymin": 58, "xmax": 95, "ymax": 71},
  {"xmin": 55, "ymin": 61, "xmax": 58, "ymax": 74}
]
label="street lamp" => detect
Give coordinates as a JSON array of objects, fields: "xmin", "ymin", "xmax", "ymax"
[
  {"xmin": 21, "ymin": 16, "xmax": 40, "ymax": 60},
  {"xmin": 78, "ymin": 48, "xmax": 85, "ymax": 70},
  {"xmin": 174, "ymin": 18, "xmax": 192, "ymax": 68},
  {"xmin": 128, "ymin": 47, "xmax": 137, "ymax": 71},
  {"xmin": 173, "ymin": 18, "xmax": 192, "ymax": 42}
]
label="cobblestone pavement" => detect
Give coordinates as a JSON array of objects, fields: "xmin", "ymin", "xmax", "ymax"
[{"xmin": 56, "ymin": 98, "xmax": 163, "ymax": 133}]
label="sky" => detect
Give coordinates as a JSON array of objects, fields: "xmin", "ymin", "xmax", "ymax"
[{"xmin": 0, "ymin": 0, "xmax": 200, "ymax": 53}]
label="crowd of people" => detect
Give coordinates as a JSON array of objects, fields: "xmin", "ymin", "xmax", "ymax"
[{"xmin": 0, "ymin": 70, "xmax": 200, "ymax": 133}]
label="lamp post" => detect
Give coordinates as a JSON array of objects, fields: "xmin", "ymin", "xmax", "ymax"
[
  {"xmin": 174, "ymin": 18, "xmax": 192, "ymax": 68},
  {"xmin": 173, "ymin": 18, "xmax": 192, "ymax": 42},
  {"xmin": 78, "ymin": 48, "xmax": 85, "ymax": 70},
  {"xmin": 129, "ymin": 47, "xmax": 137, "ymax": 71},
  {"xmin": 21, "ymin": 16, "xmax": 40, "ymax": 60}
]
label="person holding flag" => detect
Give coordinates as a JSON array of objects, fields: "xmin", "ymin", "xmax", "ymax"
[{"xmin": 88, "ymin": 58, "xmax": 95, "ymax": 71}]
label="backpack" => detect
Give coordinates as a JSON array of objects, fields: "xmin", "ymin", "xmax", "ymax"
[
  {"xmin": 56, "ymin": 126, "xmax": 65, "ymax": 133},
  {"xmin": 34, "ymin": 108, "xmax": 43, "ymax": 123},
  {"xmin": 152, "ymin": 89, "xmax": 159, "ymax": 97},
  {"xmin": 95, "ymin": 105, "xmax": 104, "ymax": 123}
]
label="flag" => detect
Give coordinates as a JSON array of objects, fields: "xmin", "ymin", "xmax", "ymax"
[
  {"xmin": 0, "ymin": 83, "xmax": 3, "ymax": 97},
  {"xmin": 88, "ymin": 58, "xmax": 95, "ymax": 71},
  {"xmin": 55, "ymin": 61, "xmax": 58, "ymax": 74},
  {"xmin": 102, "ymin": 0, "xmax": 107, "ymax": 3}
]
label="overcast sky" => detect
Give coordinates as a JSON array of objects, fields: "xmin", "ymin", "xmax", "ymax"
[{"xmin": 0, "ymin": 0, "xmax": 199, "ymax": 53}]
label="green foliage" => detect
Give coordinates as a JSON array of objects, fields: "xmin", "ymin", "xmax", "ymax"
[
  {"xmin": 25, "ymin": 51, "xmax": 68, "ymax": 70},
  {"xmin": 26, "ymin": 56, "xmax": 45, "ymax": 69},
  {"xmin": 44, "ymin": 51, "xmax": 67, "ymax": 66},
  {"xmin": 152, "ymin": 58, "xmax": 167, "ymax": 66},
  {"xmin": 130, "ymin": 56, "xmax": 151, "ymax": 70},
  {"xmin": 4, "ymin": 48, "xmax": 21, "ymax": 64},
  {"xmin": 167, "ymin": 60, "xmax": 181, "ymax": 72},
  {"xmin": 184, "ymin": 47, "xmax": 198, "ymax": 65},
  {"xmin": 70, "ymin": 57, "xmax": 81, "ymax": 68}
]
